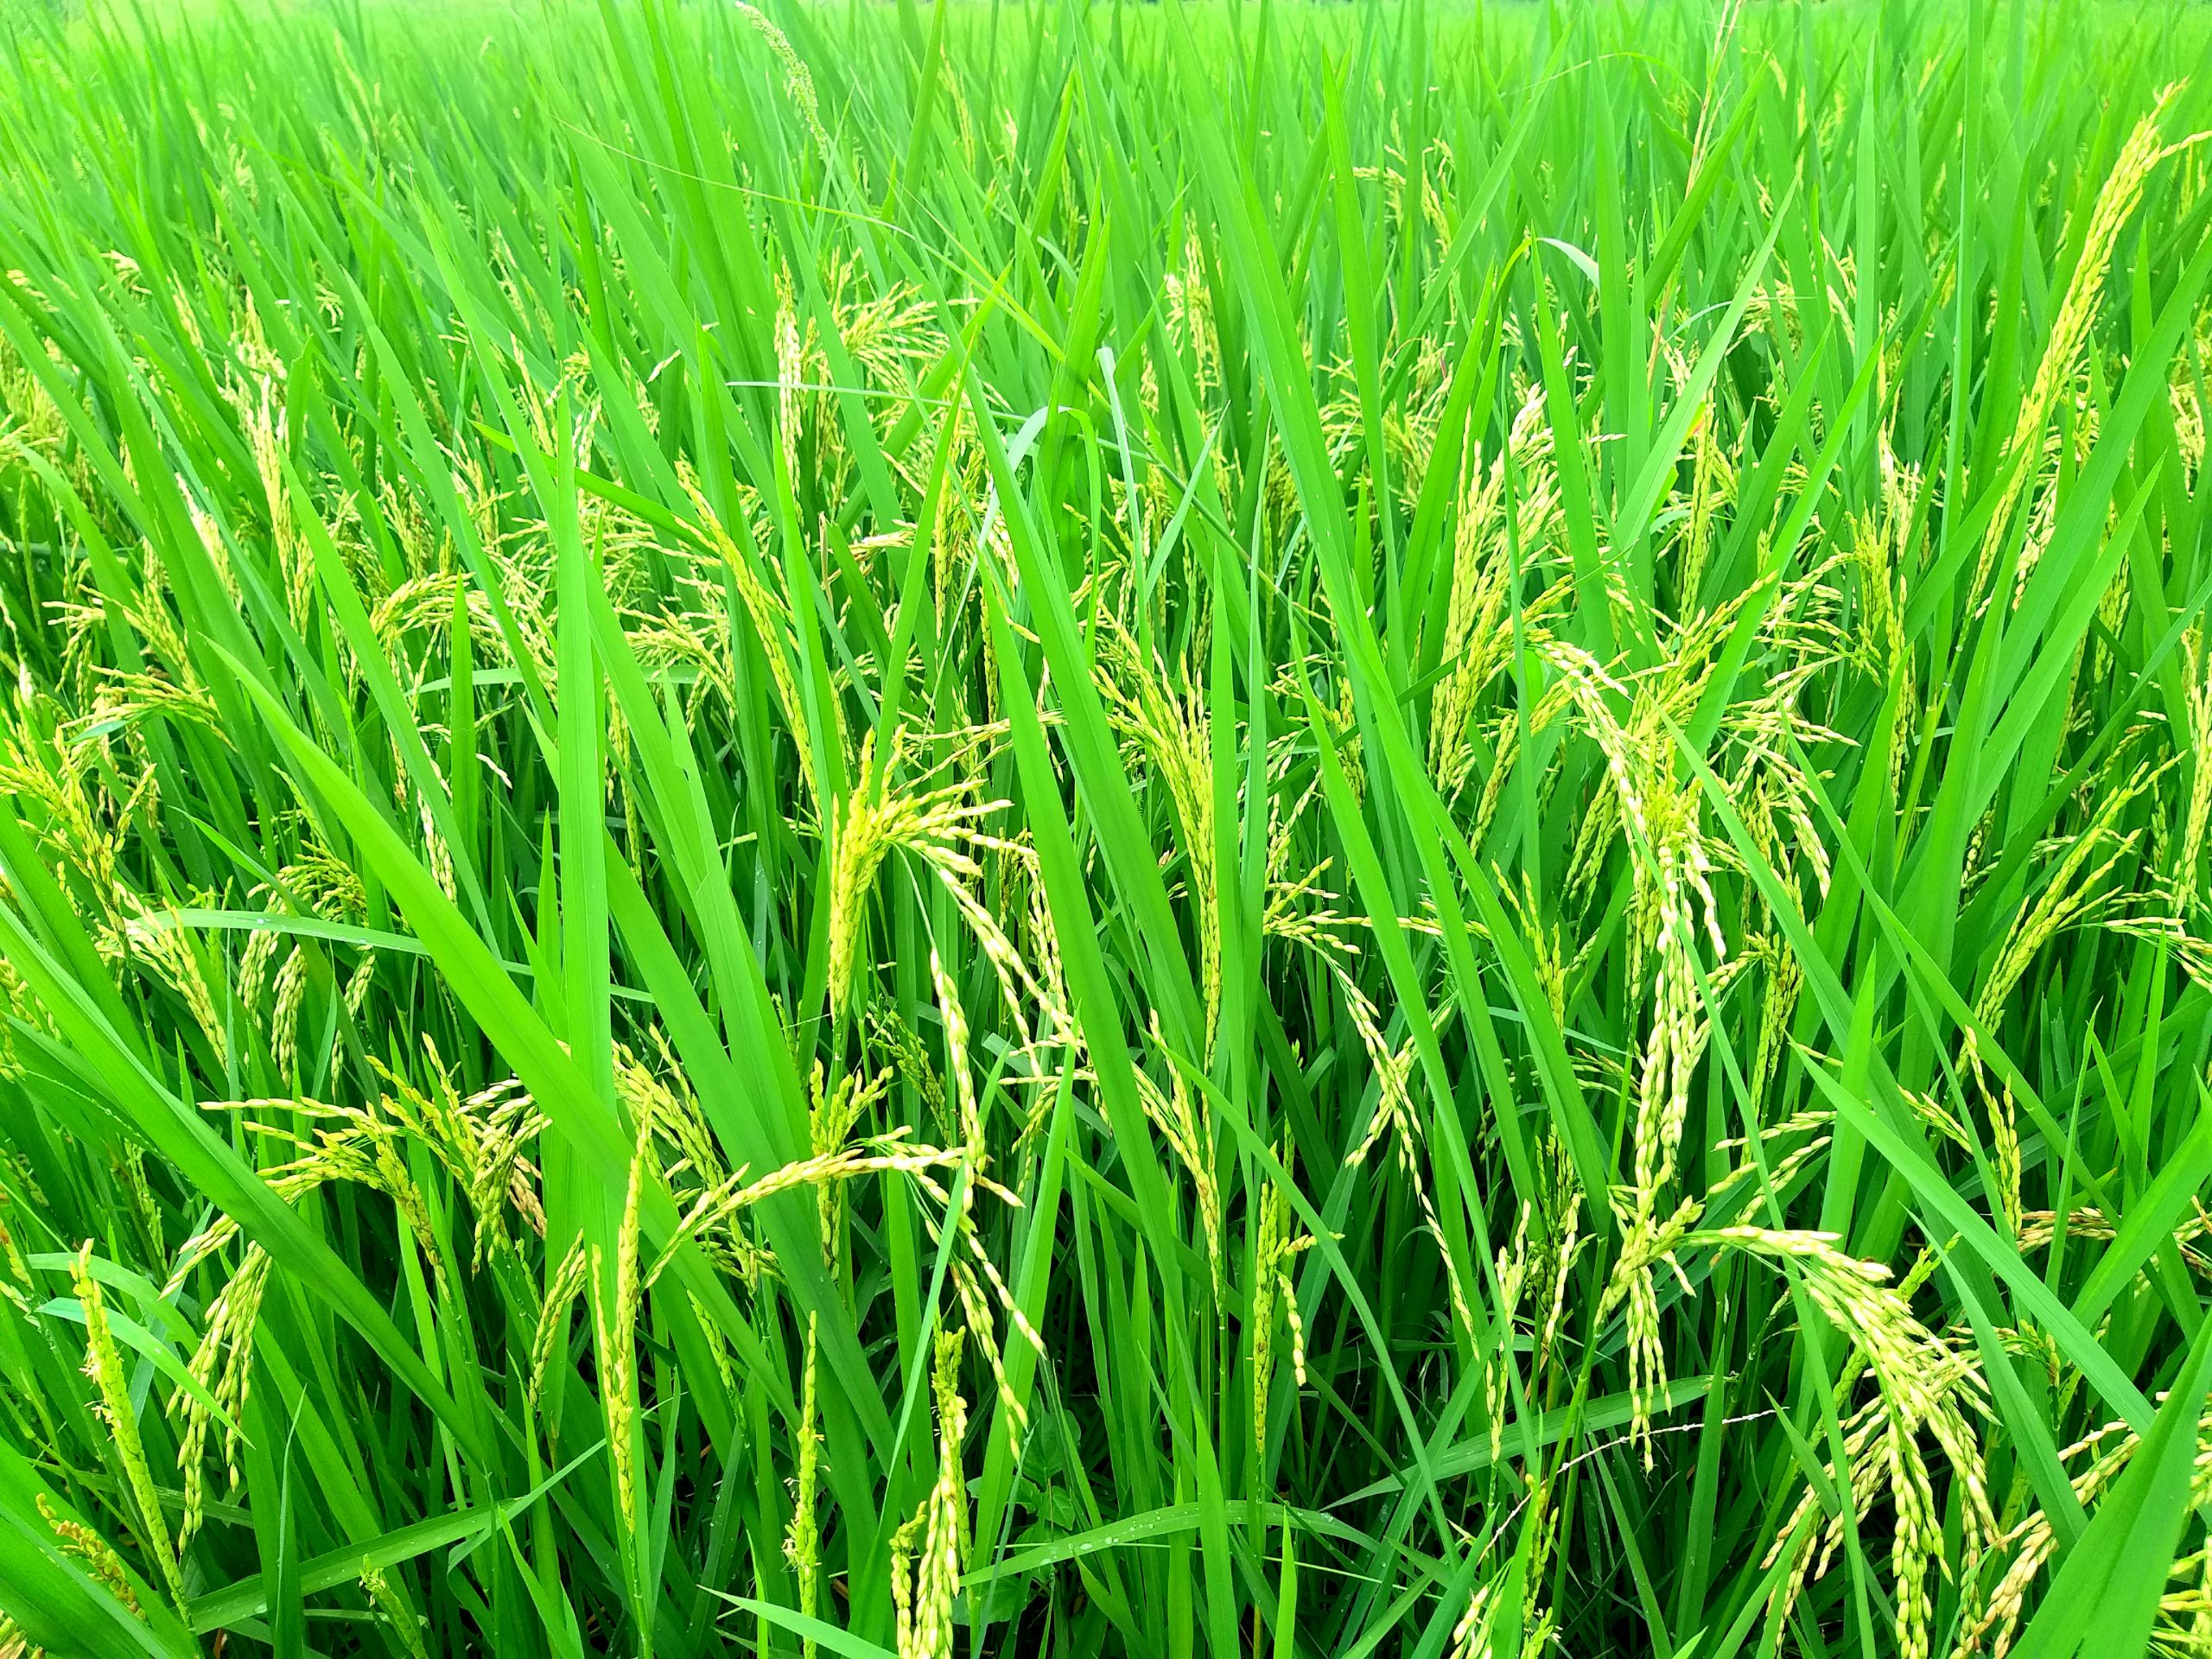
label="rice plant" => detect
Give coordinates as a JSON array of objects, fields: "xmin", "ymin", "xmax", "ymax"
[{"xmin": 0, "ymin": 0, "xmax": 2209, "ymax": 1654}]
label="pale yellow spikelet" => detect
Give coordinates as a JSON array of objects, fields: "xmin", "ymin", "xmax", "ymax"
[
  {"xmin": 176, "ymin": 1242, "xmax": 270, "ymax": 1550},
  {"xmin": 1252, "ymin": 1141, "xmax": 1316, "ymax": 1457},
  {"xmin": 358, "ymin": 1560, "xmax": 430, "ymax": 1659},
  {"xmin": 530, "ymin": 1235, "xmax": 589, "ymax": 1422},
  {"xmin": 181, "ymin": 486, "xmax": 242, "ymax": 605},
  {"xmin": 1707, "ymin": 1107, "xmax": 1834, "ymax": 1205},
  {"xmin": 827, "ymin": 733, "xmax": 896, "ymax": 1016},
  {"xmin": 685, "ymin": 1289, "xmax": 740, "ymax": 1399},
  {"xmin": 810, "ymin": 1059, "xmax": 891, "ymax": 1268},
  {"xmin": 1710, "ymin": 1224, "xmax": 1993, "ymax": 1659},
  {"xmin": 270, "ymin": 949, "xmax": 310, "ymax": 1081},
  {"xmin": 0, "ymin": 713, "xmax": 125, "ymax": 904},
  {"xmin": 1974, "ymin": 87, "xmax": 2186, "ymax": 603},
  {"xmin": 645, "ymin": 1133, "xmax": 965, "ymax": 1290},
  {"xmin": 70, "ymin": 1243, "xmax": 186, "ymax": 1616},
  {"xmin": 35, "ymin": 1493, "xmax": 141, "ymax": 1617},
  {"xmin": 773, "ymin": 268, "xmax": 807, "ymax": 489},
  {"xmin": 1336, "ymin": 974, "xmax": 1413, "ymax": 1169},
  {"xmin": 950, "ymin": 1256, "xmax": 1028, "ymax": 1452},
  {"xmin": 893, "ymin": 1327, "xmax": 969, "ymax": 1659},
  {"xmin": 237, "ymin": 918, "xmax": 284, "ymax": 1015},
  {"xmin": 1320, "ymin": 961, "xmax": 1476, "ymax": 1344},
  {"xmin": 1675, "ymin": 391, "xmax": 1738, "ymax": 608},
  {"xmin": 1447, "ymin": 1579, "xmax": 1498, "ymax": 1659},
  {"xmin": 677, "ymin": 459, "xmax": 825, "ymax": 811},
  {"xmin": 626, "ymin": 590, "xmax": 735, "ymax": 719},
  {"xmin": 2017, "ymin": 1200, "xmax": 2212, "ymax": 1281},
  {"xmin": 1751, "ymin": 938, "xmax": 1803, "ymax": 1100},
  {"xmin": 1537, "ymin": 1205, "xmax": 1582, "ymax": 1385},
  {"xmin": 598, "ymin": 1116, "xmax": 653, "ymax": 1539},
  {"xmin": 226, "ymin": 365, "xmax": 316, "ymax": 633},
  {"xmin": 825, "ymin": 725, "xmax": 1033, "ymax": 1027},
  {"xmin": 889, "ymin": 1513, "xmax": 920, "ymax": 1657},
  {"xmin": 368, "ymin": 572, "xmax": 508, "ymax": 667},
  {"xmin": 615, "ymin": 1035, "xmax": 726, "ymax": 1193},
  {"xmin": 1488, "ymin": 1204, "xmax": 1534, "ymax": 1465},
  {"xmin": 168, "ymin": 1106, "xmax": 421, "ymax": 1292},
  {"xmin": 785, "ymin": 1311, "xmax": 823, "ymax": 1659},
  {"xmin": 823, "ymin": 257, "xmax": 944, "ymax": 386},
  {"xmin": 729, "ymin": 2, "xmax": 831, "ymax": 151},
  {"xmin": 1135, "ymin": 1017, "xmax": 1223, "ymax": 1301},
  {"xmin": 930, "ymin": 946, "xmax": 982, "ymax": 1156},
  {"xmin": 254, "ymin": 1090, "xmax": 461, "ymax": 1289},
  {"xmin": 869, "ymin": 1002, "xmax": 952, "ymax": 1139},
  {"xmin": 43, "ymin": 578, "xmax": 110, "ymax": 707},
  {"xmin": 1161, "ymin": 226, "xmax": 1219, "ymax": 394},
  {"xmin": 1983, "ymin": 1076, "xmax": 2024, "ymax": 1237},
  {"xmin": 1095, "ymin": 613, "xmax": 1224, "ymax": 1054},
  {"xmin": 0, "ymin": 1192, "xmax": 29, "ymax": 1304},
  {"xmin": 1540, "ymin": 636, "xmax": 1731, "ymax": 1216},
  {"xmin": 117, "ymin": 908, "xmax": 231, "ymax": 1066},
  {"xmin": 2179, "ymin": 624, "xmax": 2212, "ymax": 910},
  {"xmin": 1598, "ymin": 1195, "xmax": 1705, "ymax": 1465},
  {"xmin": 110, "ymin": 1143, "xmax": 162, "ymax": 1269},
  {"xmin": 0, "ymin": 333, "xmax": 73, "ymax": 469},
  {"xmin": 1429, "ymin": 386, "xmax": 1559, "ymax": 799},
  {"xmin": 1974, "ymin": 765, "xmax": 2150, "ymax": 1039},
  {"xmin": 1497, "ymin": 869, "xmax": 1575, "ymax": 1025},
  {"xmin": 1851, "ymin": 449, "xmax": 1919, "ymax": 798},
  {"xmin": 117, "ymin": 571, "xmax": 193, "ymax": 690},
  {"xmin": 1957, "ymin": 1382, "xmax": 2212, "ymax": 1657}
]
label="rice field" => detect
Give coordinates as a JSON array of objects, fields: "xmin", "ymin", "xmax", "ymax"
[{"xmin": 1, "ymin": 0, "xmax": 2210, "ymax": 1654}]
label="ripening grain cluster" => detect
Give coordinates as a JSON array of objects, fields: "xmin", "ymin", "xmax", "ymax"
[{"xmin": 0, "ymin": 1, "xmax": 2209, "ymax": 1656}]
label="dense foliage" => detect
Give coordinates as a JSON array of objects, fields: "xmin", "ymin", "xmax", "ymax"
[{"xmin": 1, "ymin": 1, "xmax": 2210, "ymax": 1656}]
